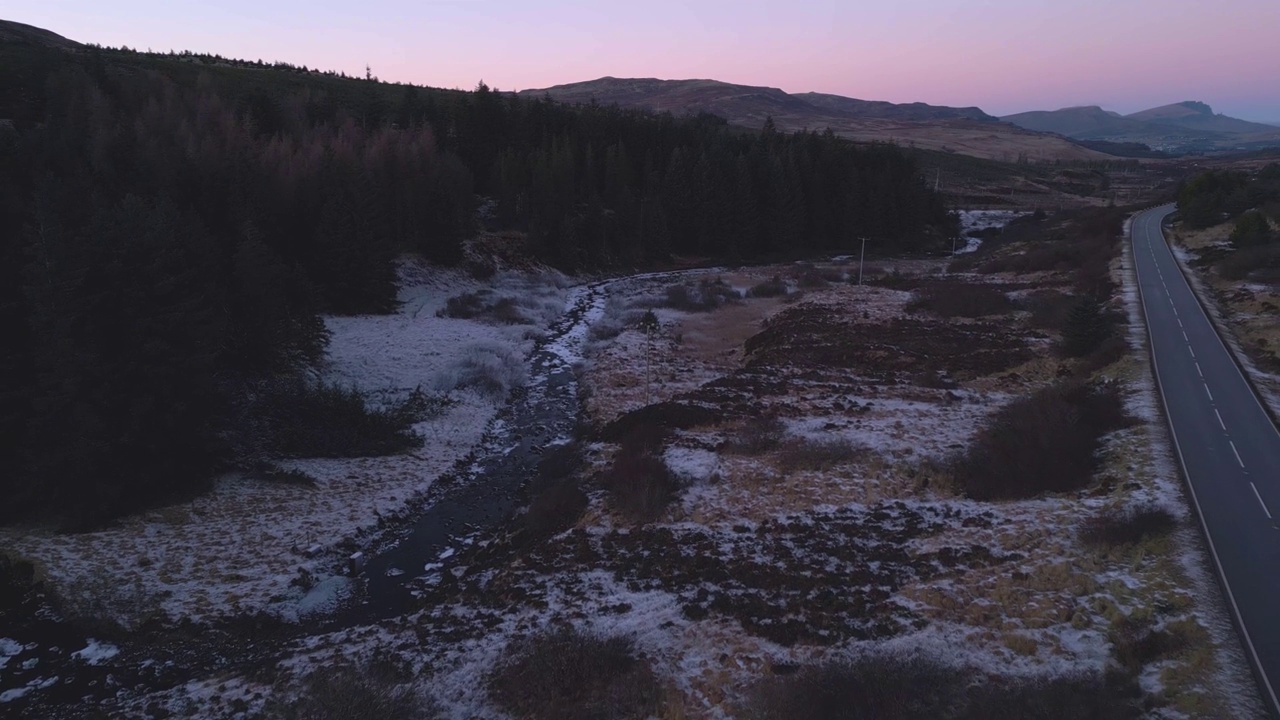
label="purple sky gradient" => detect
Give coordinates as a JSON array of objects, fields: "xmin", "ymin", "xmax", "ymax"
[{"xmin": 12, "ymin": 0, "xmax": 1280, "ymax": 120}]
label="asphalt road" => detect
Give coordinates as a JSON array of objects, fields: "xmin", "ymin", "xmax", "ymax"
[{"xmin": 1133, "ymin": 205, "xmax": 1280, "ymax": 715}]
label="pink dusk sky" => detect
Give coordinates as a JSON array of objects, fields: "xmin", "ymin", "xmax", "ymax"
[{"xmin": 12, "ymin": 0, "xmax": 1280, "ymax": 121}]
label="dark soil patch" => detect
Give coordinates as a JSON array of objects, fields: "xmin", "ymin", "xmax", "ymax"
[{"xmin": 743, "ymin": 305, "xmax": 1032, "ymax": 382}]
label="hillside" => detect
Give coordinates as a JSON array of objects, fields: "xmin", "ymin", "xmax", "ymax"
[
  {"xmin": 0, "ymin": 19, "xmax": 80, "ymax": 49},
  {"xmin": 1003, "ymin": 101, "xmax": 1280, "ymax": 153},
  {"xmin": 521, "ymin": 77, "xmax": 1113, "ymax": 162}
]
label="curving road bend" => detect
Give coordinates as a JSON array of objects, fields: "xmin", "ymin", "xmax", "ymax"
[{"xmin": 1133, "ymin": 204, "xmax": 1280, "ymax": 716}]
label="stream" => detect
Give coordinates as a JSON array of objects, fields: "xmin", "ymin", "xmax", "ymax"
[{"xmin": 0, "ymin": 279, "xmax": 612, "ymax": 717}]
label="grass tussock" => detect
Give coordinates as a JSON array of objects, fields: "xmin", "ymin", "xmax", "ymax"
[
  {"xmin": 906, "ymin": 281, "xmax": 1014, "ymax": 318},
  {"xmin": 952, "ymin": 381, "xmax": 1134, "ymax": 500},
  {"xmin": 269, "ymin": 663, "xmax": 439, "ymax": 720},
  {"xmin": 744, "ymin": 655, "xmax": 1139, "ymax": 720},
  {"xmin": 600, "ymin": 426, "xmax": 680, "ymax": 523},
  {"xmin": 433, "ymin": 342, "xmax": 527, "ymax": 400},
  {"xmin": 438, "ymin": 290, "xmax": 535, "ymax": 325},
  {"xmin": 1079, "ymin": 504, "xmax": 1177, "ymax": 548},
  {"xmin": 723, "ymin": 415, "xmax": 787, "ymax": 455},
  {"xmin": 776, "ymin": 437, "xmax": 866, "ymax": 473},
  {"xmin": 488, "ymin": 628, "xmax": 662, "ymax": 720}
]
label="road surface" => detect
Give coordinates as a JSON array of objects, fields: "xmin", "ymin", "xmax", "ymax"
[{"xmin": 1132, "ymin": 204, "xmax": 1280, "ymax": 716}]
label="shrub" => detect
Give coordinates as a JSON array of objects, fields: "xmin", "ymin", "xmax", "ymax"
[
  {"xmin": 1229, "ymin": 210, "xmax": 1275, "ymax": 248},
  {"xmin": 724, "ymin": 415, "xmax": 787, "ymax": 455},
  {"xmin": 1107, "ymin": 615, "xmax": 1187, "ymax": 675},
  {"xmin": 952, "ymin": 381, "xmax": 1133, "ymax": 500},
  {"xmin": 745, "ymin": 656, "xmax": 1139, "ymax": 720},
  {"xmin": 1217, "ymin": 243, "xmax": 1280, "ymax": 281},
  {"xmin": 1024, "ymin": 289, "xmax": 1077, "ymax": 331},
  {"xmin": 964, "ymin": 671, "xmax": 1140, "ymax": 720},
  {"xmin": 748, "ymin": 276, "xmax": 790, "ymax": 298},
  {"xmin": 600, "ymin": 428, "xmax": 680, "ymax": 523},
  {"xmin": 524, "ymin": 443, "xmax": 587, "ymax": 537},
  {"xmin": 433, "ymin": 342, "xmax": 527, "ymax": 400},
  {"xmin": 1079, "ymin": 504, "xmax": 1177, "ymax": 547},
  {"xmin": 776, "ymin": 437, "xmax": 866, "ymax": 472},
  {"xmin": 906, "ymin": 282, "xmax": 1013, "ymax": 318},
  {"xmin": 271, "ymin": 663, "xmax": 438, "ymax": 720},
  {"xmin": 1061, "ymin": 296, "xmax": 1115, "ymax": 358},
  {"xmin": 744, "ymin": 655, "xmax": 966, "ymax": 720},
  {"xmin": 664, "ymin": 277, "xmax": 741, "ymax": 312},
  {"xmin": 252, "ymin": 379, "xmax": 428, "ymax": 458},
  {"xmin": 438, "ymin": 291, "xmax": 534, "ymax": 324},
  {"xmin": 1074, "ymin": 333, "xmax": 1129, "ymax": 374},
  {"xmin": 488, "ymin": 628, "xmax": 662, "ymax": 720},
  {"xmin": 601, "ymin": 402, "xmax": 722, "ymax": 442}
]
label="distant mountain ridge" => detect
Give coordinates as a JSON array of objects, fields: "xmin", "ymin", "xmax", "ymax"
[
  {"xmin": 519, "ymin": 77, "xmax": 1109, "ymax": 162},
  {"xmin": 1002, "ymin": 101, "xmax": 1280, "ymax": 153},
  {"xmin": 519, "ymin": 76, "xmax": 995, "ymax": 124}
]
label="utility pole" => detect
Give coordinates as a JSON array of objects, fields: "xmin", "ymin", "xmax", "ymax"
[{"xmin": 858, "ymin": 237, "xmax": 867, "ymax": 285}]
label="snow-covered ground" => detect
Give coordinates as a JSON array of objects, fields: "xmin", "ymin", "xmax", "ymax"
[
  {"xmin": 955, "ymin": 208, "xmax": 1026, "ymax": 254},
  {"xmin": 0, "ymin": 259, "xmax": 570, "ymax": 627},
  {"xmin": 119, "ymin": 252, "xmax": 1260, "ymax": 719}
]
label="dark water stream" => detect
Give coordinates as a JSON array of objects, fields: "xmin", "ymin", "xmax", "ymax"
[{"xmin": 0, "ymin": 281, "xmax": 610, "ymax": 717}]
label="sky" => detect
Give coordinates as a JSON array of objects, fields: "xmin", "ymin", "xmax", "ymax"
[{"xmin": 12, "ymin": 0, "xmax": 1280, "ymax": 121}]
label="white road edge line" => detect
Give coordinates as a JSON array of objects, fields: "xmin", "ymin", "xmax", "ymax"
[
  {"xmin": 1252, "ymin": 482, "xmax": 1273, "ymax": 520},
  {"xmin": 1132, "ymin": 205, "xmax": 1280, "ymax": 715}
]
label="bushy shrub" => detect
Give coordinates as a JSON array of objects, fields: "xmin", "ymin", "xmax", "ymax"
[
  {"xmin": 433, "ymin": 342, "xmax": 527, "ymax": 400},
  {"xmin": 1079, "ymin": 504, "xmax": 1177, "ymax": 548},
  {"xmin": 745, "ymin": 656, "xmax": 1139, "ymax": 720},
  {"xmin": 1229, "ymin": 210, "xmax": 1275, "ymax": 248},
  {"xmin": 748, "ymin": 276, "xmax": 790, "ymax": 298},
  {"xmin": 524, "ymin": 443, "xmax": 587, "ymax": 538},
  {"xmin": 1024, "ymin": 289, "xmax": 1077, "ymax": 331},
  {"xmin": 744, "ymin": 656, "xmax": 966, "ymax": 720},
  {"xmin": 600, "ymin": 426, "xmax": 679, "ymax": 523},
  {"xmin": 1107, "ymin": 615, "xmax": 1186, "ymax": 675},
  {"xmin": 488, "ymin": 628, "xmax": 662, "ymax": 720},
  {"xmin": 952, "ymin": 381, "xmax": 1133, "ymax": 500},
  {"xmin": 906, "ymin": 282, "xmax": 1013, "ymax": 318},
  {"xmin": 438, "ymin": 290, "xmax": 534, "ymax": 324},
  {"xmin": 1061, "ymin": 296, "xmax": 1116, "ymax": 358},
  {"xmin": 1217, "ymin": 243, "xmax": 1280, "ymax": 281},
  {"xmin": 252, "ymin": 379, "xmax": 429, "ymax": 458},
  {"xmin": 964, "ymin": 671, "xmax": 1140, "ymax": 720},
  {"xmin": 664, "ymin": 277, "xmax": 741, "ymax": 312},
  {"xmin": 601, "ymin": 402, "xmax": 721, "ymax": 442}
]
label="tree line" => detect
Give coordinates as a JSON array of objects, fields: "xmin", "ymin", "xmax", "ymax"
[{"xmin": 0, "ymin": 42, "xmax": 954, "ymax": 527}]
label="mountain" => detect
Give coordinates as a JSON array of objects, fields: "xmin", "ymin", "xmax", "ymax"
[
  {"xmin": 777, "ymin": 92, "xmax": 994, "ymax": 122},
  {"xmin": 1126, "ymin": 101, "xmax": 1280, "ymax": 135},
  {"xmin": 999, "ymin": 106, "xmax": 1149, "ymax": 139},
  {"xmin": 1002, "ymin": 101, "xmax": 1280, "ymax": 153},
  {"xmin": 520, "ymin": 77, "xmax": 1109, "ymax": 162},
  {"xmin": 0, "ymin": 19, "xmax": 80, "ymax": 49}
]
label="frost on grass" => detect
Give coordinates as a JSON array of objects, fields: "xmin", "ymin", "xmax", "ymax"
[
  {"xmin": 0, "ymin": 259, "xmax": 568, "ymax": 626},
  {"xmin": 107, "ymin": 252, "xmax": 1260, "ymax": 719}
]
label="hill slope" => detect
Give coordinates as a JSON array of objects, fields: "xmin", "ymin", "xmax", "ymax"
[
  {"xmin": 0, "ymin": 19, "xmax": 80, "ymax": 49},
  {"xmin": 520, "ymin": 77, "xmax": 1111, "ymax": 162}
]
